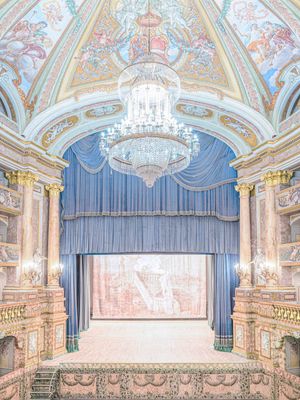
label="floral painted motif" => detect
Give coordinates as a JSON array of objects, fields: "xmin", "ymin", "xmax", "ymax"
[{"xmin": 215, "ymin": 0, "xmax": 300, "ymax": 95}]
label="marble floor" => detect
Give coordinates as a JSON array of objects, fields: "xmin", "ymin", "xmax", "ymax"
[{"xmin": 45, "ymin": 320, "xmax": 250, "ymax": 365}]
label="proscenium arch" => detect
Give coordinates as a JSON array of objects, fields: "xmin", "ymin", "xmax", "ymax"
[
  {"xmin": 0, "ymin": 61, "xmax": 26, "ymax": 131},
  {"xmin": 23, "ymin": 92, "xmax": 276, "ymax": 158}
]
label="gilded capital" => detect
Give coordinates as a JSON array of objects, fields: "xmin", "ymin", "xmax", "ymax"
[
  {"xmin": 261, "ymin": 170, "xmax": 293, "ymax": 187},
  {"xmin": 235, "ymin": 183, "xmax": 254, "ymax": 197},
  {"xmin": 5, "ymin": 171, "xmax": 39, "ymax": 187},
  {"xmin": 45, "ymin": 183, "xmax": 64, "ymax": 196}
]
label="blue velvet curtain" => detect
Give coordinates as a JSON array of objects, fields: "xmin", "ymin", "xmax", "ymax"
[
  {"xmin": 60, "ymin": 132, "xmax": 239, "ymax": 353},
  {"xmin": 61, "ymin": 255, "xmax": 79, "ymax": 352},
  {"xmin": 214, "ymin": 254, "xmax": 239, "ymax": 351}
]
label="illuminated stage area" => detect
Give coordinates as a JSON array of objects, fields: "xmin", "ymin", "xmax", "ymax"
[
  {"xmin": 91, "ymin": 254, "xmax": 208, "ymax": 320},
  {"xmin": 44, "ymin": 320, "xmax": 247, "ymax": 365}
]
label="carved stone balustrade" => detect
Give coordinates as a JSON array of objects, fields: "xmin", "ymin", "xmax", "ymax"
[
  {"xmin": 232, "ymin": 287, "xmax": 300, "ymax": 369},
  {"xmin": 273, "ymin": 303, "xmax": 300, "ymax": 325},
  {"xmin": 0, "ymin": 303, "xmax": 26, "ymax": 324}
]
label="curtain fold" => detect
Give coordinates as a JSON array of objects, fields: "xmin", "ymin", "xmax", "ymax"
[
  {"xmin": 61, "ymin": 133, "xmax": 238, "ymax": 221},
  {"xmin": 61, "ymin": 255, "xmax": 79, "ymax": 352},
  {"xmin": 214, "ymin": 254, "xmax": 239, "ymax": 352},
  {"xmin": 61, "ymin": 216, "xmax": 239, "ymax": 255},
  {"xmin": 207, "ymin": 255, "xmax": 215, "ymax": 330},
  {"xmin": 60, "ymin": 132, "xmax": 240, "ymax": 353},
  {"xmin": 78, "ymin": 255, "xmax": 90, "ymax": 332}
]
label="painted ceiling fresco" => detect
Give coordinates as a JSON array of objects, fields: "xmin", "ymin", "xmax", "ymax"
[
  {"xmin": 215, "ymin": 0, "xmax": 300, "ymax": 95},
  {"xmin": 68, "ymin": 0, "xmax": 234, "ymax": 95},
  {"xmin": 0, "ymin": 0, "xmax": 85, "ymax": 95},
  {"xmin": 0, "ymin": 0, "xmax": 298, "ymax": 109}
]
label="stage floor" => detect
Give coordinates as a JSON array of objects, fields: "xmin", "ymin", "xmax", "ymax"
[{"xmin": 45, "ymin": 320, "xmax": 250, "ymax": 365}]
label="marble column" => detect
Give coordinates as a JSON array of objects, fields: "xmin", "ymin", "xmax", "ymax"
[
  {"xmin": 261, "ymin": 170, "xmax": 292, "ymax": 285},
  {"xmin": 6, "ymin": 171, "xmax": 39, "ymax": 286},
  {"xmin": 235, "ymin": 183, "xmax": 253, "ymax": 287},
  {"xmin": 45, "ymin": 183, "xmax": 64, "ymax": 286}
]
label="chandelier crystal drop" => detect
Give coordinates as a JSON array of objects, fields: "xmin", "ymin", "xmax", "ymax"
[{"xmin": 99, "ymin": 53, "xmax": 200, "ymax": 188}]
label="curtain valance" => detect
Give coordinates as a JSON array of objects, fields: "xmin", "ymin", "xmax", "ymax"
[{"xmin": 62, "ymin": 132, "xmax": 239, "ymax": 221}]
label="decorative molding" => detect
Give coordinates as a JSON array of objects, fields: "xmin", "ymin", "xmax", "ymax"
[
  {"xmin": 85, "ymin": 104, "xmax": 123, "ymax": 119},
  {"xmin": 5, "ymin": 171, "xmax": 39, "ymax": 187},
  {"xmin": 0, "ymin": 242, "xmax": 19, "ymax": 267},
  {"xmin": 261, "ymin": 170, "xmax": 293, "ymax": 187},
  {"xmin": 277, "ymin": 183, "xmax": 300, "ymax": 214},
  {"xmin": 220, "ymin": 115, "xmax": 258, "ymax": 147},
  {"xmin": 45, "ymin": 184, "xmax": 64, "ymax": 196},
  {"xmin": 41, "ymin": 116, "xmax": 79, "ymax": 148},
  {"xmin": 0, "ymin": 185, "xmax": 22, "ymax": 215},
  {"xmin": 235, "ymin": 183, "xmax": 254, "ymax": 197},
  {"xmin": 280, "ymin": 242, "xmax": 300, "ymax": 267},
  {"xmin": 176, "ymin": 103, "xmax": 213, "ymax": 119}
]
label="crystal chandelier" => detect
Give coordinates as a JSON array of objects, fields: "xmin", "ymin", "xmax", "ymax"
[{"xmin": 99, "ymin": 14, "xmax": 200, "ymax": 188}]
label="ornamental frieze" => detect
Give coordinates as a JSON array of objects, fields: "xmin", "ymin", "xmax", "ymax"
[
  {"xmin": 0, "ymin": 185, "xmax": 22, "ymax": 216},
  {"xmin": 85, "ymin": 104, "xmax": 123, "ymax": 119},
  {"xmin": 41, "ymin": 116, "xmax": 79, "ymax": 148},
  {"xmin": 0, "ymin": 242, "xmax": 19, "ymax": 267},
  {"xmin": 277, "ymin": 184, "xmax": 300, "ymax": 214},
  {"xmin": 220, "ymin": 115, "xmax": 258, "ymax": 147},
  {"xmin": 280, "ymin": 242, "xmax": 300, "ymax": 266},
  {"xmin": 176, "ymin": 103, "xmax": 213, "ymax": 119}
]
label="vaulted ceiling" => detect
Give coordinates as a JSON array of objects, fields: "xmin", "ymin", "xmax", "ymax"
[{"xmin": 0, "ymin": 0, "xmax": 299, "ymax": 158}]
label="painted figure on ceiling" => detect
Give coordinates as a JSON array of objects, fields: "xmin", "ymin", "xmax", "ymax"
[
  {"xmin": 0, "ymin": 20, "xmax": 51, "ymax": 83},
  {"xmin": 221, "ymin": 0, "xmax": 300, "ymax": 94}
]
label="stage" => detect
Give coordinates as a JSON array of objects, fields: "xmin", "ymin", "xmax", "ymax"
[{"xmin": 45, "ymin": 320, "xmax": 249, "ymax": 364}]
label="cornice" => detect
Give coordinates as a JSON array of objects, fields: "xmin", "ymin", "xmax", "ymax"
[{"xmin": 0, "ymin": 125, "xmax": 68, "ymax": 183}]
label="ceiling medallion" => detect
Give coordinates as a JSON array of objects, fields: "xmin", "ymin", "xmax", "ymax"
[{"xmin": 99, "ymin": 8, "xmax": 200, "ymax": 188}]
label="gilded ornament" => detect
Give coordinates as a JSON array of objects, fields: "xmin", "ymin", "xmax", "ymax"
[
  {"xmin": 261, "ymin": 170, "xmax": 293, "ymax": 187},
  {"xmin": 45, "ymin": 183, "xmax": 64, "ymax": 196},
  {"xmin": 235, "ymin": 183, "xmax": 254, "ymax": 197},
  {"xmin": 5, "ymin": 171, "xmax": 39, "ymax": 187}
]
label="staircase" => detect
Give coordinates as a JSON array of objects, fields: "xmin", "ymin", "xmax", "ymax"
[{"xmin": 31, "ymin": 367, "xmax": 58, "ymax": 399}]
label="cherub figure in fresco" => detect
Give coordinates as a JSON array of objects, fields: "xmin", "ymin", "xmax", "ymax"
[
  {"xmin": 263, "ymin": 21, "xmax": 298, "ymax": 57},
  {"xmin": 129, "ymin": 34, "xmax": 148, "ymax": 62},
  {"xmin": 93, "ymin": 29, "xmax": 115, "ymax": 48},
  {"xmin": 153, "ymin": 0, "xmax": 192, "ymax": 34},
  {"xmin": 0, "ymin": 20, "xmax": 51, "ymax": 82},
  {"xmin": 42, "ymin": 0, "xmax": 63, "ymax": 31},
  {"xmin": 233, "ymin": 23, "xmax": 269, "ymax": 64},
  {"xmin": 115, "ymin": 0, "xmax": 145, "ymax": 35},
  {"xmin": 232, "ymin": 1, "xmax": 268, "ymax": 23}
]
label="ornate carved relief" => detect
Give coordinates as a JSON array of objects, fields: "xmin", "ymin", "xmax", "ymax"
[{"xmin": 41, "ymin": 116, "xmax": 79, "ymax": 148}]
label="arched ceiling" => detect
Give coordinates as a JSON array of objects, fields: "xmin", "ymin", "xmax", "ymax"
[{"xmin": 0, "ymin": 0, "xmax": 299, "ymax": 158}]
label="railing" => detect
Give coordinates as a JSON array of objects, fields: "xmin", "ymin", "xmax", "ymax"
[
  {"xmin": 0, "ymin": 303, "xmax": 26, "ymax": 324},
  {"xmin": 273, "ymin": 303, "xmax": 300, "ymax": 324}
]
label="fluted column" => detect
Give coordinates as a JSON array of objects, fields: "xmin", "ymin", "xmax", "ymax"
[
  {"xmin": 261, "ymin": 171, "xmax": 292, "ymax": 285},
  {"xmin": 45, "ymin": 183, "xmax": 64, "ymax": 286},
  {"xmin": 235, "ymin": 183, "xmax": 253, "ymax": 287},
  {"xmin": 6, "ymin": 171, "xmax": 39, "ymax": 285}
]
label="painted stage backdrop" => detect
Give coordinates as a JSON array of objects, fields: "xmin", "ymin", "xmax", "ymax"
[{"xmin": 92, "ymin": 254, "xmax": 207, "ymax": 319}]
